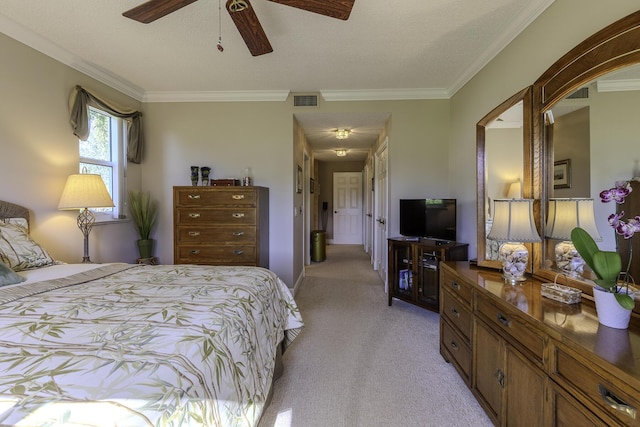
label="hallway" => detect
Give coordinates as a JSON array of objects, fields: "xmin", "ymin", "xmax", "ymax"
[{"xmin": 259, "ymin": 244, "xmax": 491, "ymax": 427}]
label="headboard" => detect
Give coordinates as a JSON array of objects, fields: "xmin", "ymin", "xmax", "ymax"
[{"xmin": 0, "ymin": 200, "xmax": 30, "ymax": 230}]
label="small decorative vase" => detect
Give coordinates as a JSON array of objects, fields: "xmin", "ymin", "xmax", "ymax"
[
  {"xmin": 190, "ymin": 166, "xmax": 199, "ymax": 186},
  {"xmin": 200, "ymin": 167, "xmax": 211, "ymax": 186},
  {"xmin": 499, "ymin": 242, "xmax": 528, "ymax": 283},
  {"xmin": 593, "ymin": 286, "xmax": 634, "ymax": 329}
]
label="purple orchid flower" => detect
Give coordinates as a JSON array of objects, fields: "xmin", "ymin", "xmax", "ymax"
[
  {"xmin": 607, "ymin": 211, "xmax": 640, "ymax": 239},
  {"xmin": 600, "ymin": 180, "xmax": 632, "ymax": 204}
]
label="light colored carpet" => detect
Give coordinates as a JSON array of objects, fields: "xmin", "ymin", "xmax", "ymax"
[{"xmin": 259, "ymin": 244, "xmax": 492, "ymax": 427}]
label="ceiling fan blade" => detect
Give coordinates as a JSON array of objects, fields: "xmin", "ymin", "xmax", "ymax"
[
  {"xmin": 226, "ymin": 0, "xmax": 273, "ymax": 56},
  {"xmin": 267, "ymin": 0, "xmax": 354, "ymax": 20},
  {"xmin": 123, "ymin": 0, "xmax": 198, "ymax": 23}
]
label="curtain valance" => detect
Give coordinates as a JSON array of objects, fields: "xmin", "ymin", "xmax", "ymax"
[{"xmin": 69, "ymin": 85, "xmax": 144, "ymax": 164}]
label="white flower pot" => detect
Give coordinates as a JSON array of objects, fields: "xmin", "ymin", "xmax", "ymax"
[{"xmin": 593, "ymin": 286, "xmax": 634, "ymax": 329}]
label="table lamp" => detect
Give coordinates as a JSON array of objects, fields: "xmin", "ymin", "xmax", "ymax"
[
  {"xmin": 58, "ymin": 173, "xmax": 114, "ymax": 263},
  {"xmin": 545, "ymin": 198, "xmax": 601, "ymax": 277},
  {"xmin": 488, "ymin": 199, "xmax": 541, "ymax": 283}
]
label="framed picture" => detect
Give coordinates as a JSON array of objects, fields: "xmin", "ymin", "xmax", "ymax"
[
  {"xmin": 554, "ymin": 159, "xmax": 571, "ymax": 189},
  {"xmin": 310, "ymin": 177, "xmax": 315, "ymax": 194},
  {"xmin": 296, "ymin": 165, "xmax": 302, "ymax": 193}
]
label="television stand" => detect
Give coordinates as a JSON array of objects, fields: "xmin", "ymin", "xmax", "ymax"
[{"xmin": 388, "ymin": 237, "xmax": 468, "ymax": 312}]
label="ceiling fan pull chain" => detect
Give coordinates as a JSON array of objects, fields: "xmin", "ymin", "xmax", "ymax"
[{"xmin": 217, "ymin": 0, "xmax": 224, "ymax": 52}]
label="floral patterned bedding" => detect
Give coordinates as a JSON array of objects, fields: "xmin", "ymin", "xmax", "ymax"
[{"xmin": 0, "ymin": 263, "xmax": 303, "ymax": 427}]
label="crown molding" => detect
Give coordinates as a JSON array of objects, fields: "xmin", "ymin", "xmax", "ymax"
[
  {"xmin": 0, "ymin": 14, "xmax": 145, "ymax": 101},
  {"xmin": 142, "ymin": 90, "xmax": 291, "ymax": 103},
  {"xmin": 320, "ymin": 88, "xmax": 450, "ymax": 101},
  {"xmin": 447, "ymin": 0, "xmax": 556, "ymax": 96},
  {"xmin": 597, "ymin": 79, "xmax": 640, "ymax": 92}
]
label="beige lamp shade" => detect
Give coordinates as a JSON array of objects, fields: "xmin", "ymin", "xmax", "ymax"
[
  {"xmin": 546, "ymin": 198, "xmax": 602, "ymax": 241},
  {"xmin": 488, "ymin": 199, "xmax": 541, "ymax": 243},
  {"xmin": 58, "ymin": 174, "xmax": 114, "ymax": 210}
]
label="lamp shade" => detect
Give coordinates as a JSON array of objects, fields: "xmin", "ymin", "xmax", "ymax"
[
  {"xmin": 546, "ymin": 198, "xmax": 601, "ymax": 241},
  {"xmin": 488, "ymin": 199, "xmax": 541, "ymax": 242},
  {"xmin": 58, "ymin": 174, "xmax": 114, "ymax": 210}
]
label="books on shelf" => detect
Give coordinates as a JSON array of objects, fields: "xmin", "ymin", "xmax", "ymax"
[{"xmin": 399, "ymin": 269, "xmax": 413, "ymax": 291}]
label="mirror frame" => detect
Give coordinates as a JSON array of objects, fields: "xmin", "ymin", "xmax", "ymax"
[
  {"xmin": 532, "ymin": 10, "xmax": 640, "ymax": 297},
  {"xmin": 476, "ymin": 87, "xmax": 533, "ymax": 270}
]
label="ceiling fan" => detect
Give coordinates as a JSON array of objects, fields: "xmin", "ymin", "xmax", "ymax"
[{"xmin": 123, "ymin": 0, "xmax": 355, "ymax": 56}]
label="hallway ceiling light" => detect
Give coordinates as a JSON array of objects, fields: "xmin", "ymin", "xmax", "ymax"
[
  {"xmin": 336, "ymin": 149, "xmax": 347, "ymax": 157},
  {"xmin": 335, "ymin": 129, "xmax": 350, "ymax": 139}
]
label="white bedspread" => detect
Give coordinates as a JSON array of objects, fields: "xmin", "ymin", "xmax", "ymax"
[{"xmin": 0, "ymin": 264, "xmax": 303, "ymax": 426}]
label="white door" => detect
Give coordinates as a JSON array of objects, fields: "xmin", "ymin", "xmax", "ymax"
[
  {"xmin": 333, "ymin": 172, "xmax": 363, "ymax": 244},
  {"xmin": 374, "ymin": 140, "xmax": 388, "ymax": 287}
]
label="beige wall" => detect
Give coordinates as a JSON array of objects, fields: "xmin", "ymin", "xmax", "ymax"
[
  {"xmin": 2, "ymin": 0, "xmax": 640, "ymax": 283},
  {"xmin": 449, "ymin": 0, "xmax": 640, "ymax": 259},
  {"xmin": 0, "ymin": 33, "xmax": 142, "ymax": 264}
]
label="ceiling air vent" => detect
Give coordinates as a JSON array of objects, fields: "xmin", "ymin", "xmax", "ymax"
[
  {"xmin": 566, "ymin": 87, "xmax": 589, "ymax": 99},
  {"xmin": 292, "ymin": 93, "xmax": 320, "ymax": 108}
]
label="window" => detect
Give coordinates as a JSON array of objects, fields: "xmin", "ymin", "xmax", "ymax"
[{"xmin": 79, "ymin": 108, "xmax": 126, "ymax": 221}]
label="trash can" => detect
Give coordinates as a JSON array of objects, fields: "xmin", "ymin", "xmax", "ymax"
[{"xmin": 311, "ymin": 230, "xmax": 326, "ymax": 262}]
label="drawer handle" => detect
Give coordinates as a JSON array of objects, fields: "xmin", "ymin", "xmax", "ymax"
[
  {"xmin": 451, "ymin": 280, "xmax": 460, "ymax": 290},
  {"xmin": 450, "ymin": 341, "xmax": 458, "ymax": 351},
  {"xmin": 496, "ymin": 370, "xmax": 505, "ymax": 388},
  {"xmin": 188, "ymin": 231, "xmax": 201, "ymax": 237},
  {"xmin": 187, "ymin": 194, "xmax": 201, "ymax": 199},
  {"xmin": 451, "ymin": 308, "xmax": 460, "ymax": 318},
  {"xmin": 190, "ymin": 250, "xmax": 200, "ymax": 255},
  {"xmin": 232, "ymin": 213, "xmax": 245, "ymax": 218},
  {"xmin": 496, "ymin": 313, "xmax": 511, "ymax": 328},
  {"xmin": 233, "ymin": 250, "xmax": 244, "ymax": 255},
  {"xmin": 232, "ymin": 231, "xmax": 245, "ymax": 236},
  {"xmin": 188, "ymin": 213, "xmax": 201, "ymax": 218},
  {"xmin": 598, "ymin": 384, "xmax": 637, "ymax": 419},
  {"xmin": 232, "ymin": 194, "xmax": 245, "ymax": 200}
]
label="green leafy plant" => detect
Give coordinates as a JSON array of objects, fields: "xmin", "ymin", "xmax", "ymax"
[
  {"xmin": 128, "ymin": 190, "xmax": 158, "ymax": 240},
  {"xmin": 571, "ymin": 227, "xmax": 634, "ymax": 310}
]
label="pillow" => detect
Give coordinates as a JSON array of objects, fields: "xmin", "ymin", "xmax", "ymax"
[
  {"xmin": 0, "ymin": 260, "xmax": 26, "ymax": 286},
  {"xmin": 0, "ymin": 222, "xmax": 55, "ymax": 271}
]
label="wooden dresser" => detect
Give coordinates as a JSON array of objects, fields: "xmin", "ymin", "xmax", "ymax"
[
  {"xmin": 440, "ymin": 261, "xmax": 640, "ymax": 426},
  {"xmin": 173, "ymin": 186, "xmax": 269, "ymax": 267}
]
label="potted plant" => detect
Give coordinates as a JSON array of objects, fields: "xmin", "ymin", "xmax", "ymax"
[
  {"xmin": 128, "ymin": 190, "xmax": 158, "ymax": 259},
  {"xmin": 571, "ymin": 180, "xmax": 639, "ymax": 328}
]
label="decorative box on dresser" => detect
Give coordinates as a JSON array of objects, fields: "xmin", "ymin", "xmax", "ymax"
[
  {"xmin": 440, "ymin": 261, "xmax": 640, "ymax": 427},
  {"xmin": 173, "ymin": 186, "xmax": 268, "ymax": 267}
]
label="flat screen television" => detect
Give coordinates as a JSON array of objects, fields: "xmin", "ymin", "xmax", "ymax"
[{"xmin": 399, "ymin": 198, "xmax": 457, "ymax": 241}]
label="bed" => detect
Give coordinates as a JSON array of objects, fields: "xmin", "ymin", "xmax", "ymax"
[{"xmin": 0, "ymin": 200, "xmax": 303, "ymax": 426}]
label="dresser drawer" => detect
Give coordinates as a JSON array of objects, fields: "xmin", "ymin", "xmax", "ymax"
[
  {"xmin": 441, "ymin": 319, "xmax": 472, "ymax": 384},
  {"xmin": 176, "ymin": 226, "xmax": 256, "ymax": 244},
  {"xmin": 552, "ymin": 344, "xmax": 639, "ymax": 425},
  {"xmin": 476, "ymin": 297, "xmax": 544, "ymax": 364},
  {"xmin": 441, "ymin": 268, "xmax": 472, "ymax": 305},
  {"xmin": 176, "ymin": 208, "xmax": 256, "ymax": 225},
  {"xmin": 175, "ymin": 245, "xmax": 257, "ymax": 264},
  {"xmin": 441, "ymin": 290, "xmax": 472, "ymax": 342},
  {"xmin": 175, "ymin": 188, "xmax": 257, "ymax": 207}
]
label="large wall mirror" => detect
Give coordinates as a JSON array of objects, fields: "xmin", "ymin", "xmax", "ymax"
[
  {"xmin": 476, "ymin": 87, "xmax": 532, "ymax": 270},
  {"xmin": 531, "ymin": 10, "xmax": 640, "ymax": 302}
]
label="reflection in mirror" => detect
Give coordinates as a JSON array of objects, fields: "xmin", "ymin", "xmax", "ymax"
[
  {"xmin": 476, "ymin": 87, "xmax": 532, "ymax": 270},
  {"xmin": 541, "ymin": 69, "xmax": 640, "ymax": 279},
  {"xmin": 532, "ymin": 10, "xmax": 640, "ymax": 305}
]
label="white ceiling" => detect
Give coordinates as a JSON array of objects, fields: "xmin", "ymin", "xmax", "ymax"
[{"xmin": 0, "ymin": 0, "xmax": 554, "ymax": 161}]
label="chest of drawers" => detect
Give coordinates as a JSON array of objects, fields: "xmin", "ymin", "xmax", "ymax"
[{"xmin": 173, "ymin": 186, "xmax": 269, "ymax": 267}]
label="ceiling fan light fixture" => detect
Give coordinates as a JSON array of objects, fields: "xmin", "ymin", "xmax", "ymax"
[
  {"xmin": 228, "ymin": 0, "xmax": 248, "ymax": 12},
  {"xmin": 335, "ymin": 129, "xmax": 350, "ymax": 139},
  {"xmin": 336, "ymin": 149, "xmax": 347, "ymax": 157}
]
